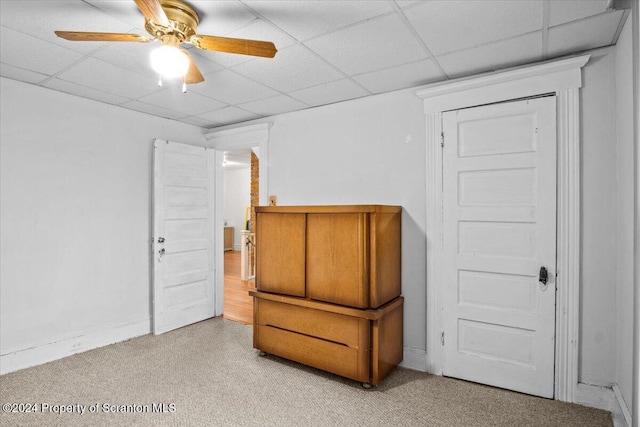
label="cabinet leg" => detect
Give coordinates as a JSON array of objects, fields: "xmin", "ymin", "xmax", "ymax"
[
  {"xmin": 362, "ymin": 382, "xmax": 373, "ymax": 389},
  {"xmin": 258, "ymin": 350, "xmax": 267, "ymax": 357}
]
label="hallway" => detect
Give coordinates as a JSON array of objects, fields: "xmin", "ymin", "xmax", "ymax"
[{"xmin": 223, "ymin": 251, "xmax": 255, "ymax": 324}]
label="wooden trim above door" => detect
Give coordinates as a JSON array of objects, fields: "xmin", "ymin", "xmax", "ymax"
[{"xmin": 416, "ymin": 54, "xmax": 590, "ymax": 402}]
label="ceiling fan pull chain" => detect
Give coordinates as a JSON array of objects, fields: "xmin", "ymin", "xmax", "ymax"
[
  {"xmin": 182, "ymin": 79, "xmax": 187, "ymax": 94},
  {"xmin": 158, "ymin": 74, "xmax": 163, "ymax": 87}
]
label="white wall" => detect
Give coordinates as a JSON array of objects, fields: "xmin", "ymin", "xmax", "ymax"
[
  {"xmin": 615, "ymin": 16, "xmax": 635, "ymax": 412},
  {"xmin": 0, "ymin": 78, "xmax": 207, "ymax": 373},
  {"xmin": 579, "ymin": 47, "xmax": 619, "ymax": 387},
  {"xmin": 223, "ymin": 167, "xmax": 251, "ymax": 250},
  {"xmin": 632, "ymin": 1, "xmax": 640, "ymax": 422},
  {"xmin": 229, "ymin": 88, "xmax": 429, "ymax": 359},
  {"xmin": 219, "ymin": 48, "xmax": 621, "ymax": 379}
]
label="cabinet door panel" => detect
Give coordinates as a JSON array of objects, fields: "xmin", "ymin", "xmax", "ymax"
[
  {"xmin": 256, "ymin": 213, "xmax": 306, "ymax": 296},
  {"xmin": 307, "ymin": 213, "xmax": 369, "ymax": 307}
]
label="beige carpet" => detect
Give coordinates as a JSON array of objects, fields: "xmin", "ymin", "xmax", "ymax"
[{"xmin": 0, "ymin": 318, "xmax": 612, "ymax": 427}]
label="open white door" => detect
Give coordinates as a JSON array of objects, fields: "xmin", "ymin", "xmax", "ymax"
[
  {"xmin": 442, "ymin": 96, "xmax": 557, "ymax": 398},
  {"xmin": 153, "ymin": 140, "xmax": 216, "ymax": 335}
]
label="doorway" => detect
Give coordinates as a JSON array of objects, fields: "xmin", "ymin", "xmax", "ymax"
[
  {"xmin": 222, "ymin": 148, "xmax": 257, "ymax": 324},
  {"xmin": 204, "ymin": 123, "xmax": 270, "ymax": 324}
]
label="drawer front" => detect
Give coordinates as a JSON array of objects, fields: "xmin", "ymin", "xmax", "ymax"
[
  {"xmin": 255, "ymin": 299, "xmax": 367, "ymax": 349},
  {"xmin": 254, "ymin": 325, "xmax": 369, "ymax": 383}
]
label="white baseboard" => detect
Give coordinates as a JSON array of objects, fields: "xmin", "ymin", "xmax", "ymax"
[
  {"xmin": 574, "ymin": 381, "xmax": 631, "ymax": 426},
  {"xmin": 0, "ymin": 317, "xmax": 151, "ymax": 375},
  {"xmin": 611, "ymin": 384, "xmax": 632, "ymax": 427},
  {"xmin": 400, "ymin": 346, "xmax": 428, "ymax": 372},
  {"xmin": 574, "ymin": 382, "xmax": 614, "ymax": 411}
]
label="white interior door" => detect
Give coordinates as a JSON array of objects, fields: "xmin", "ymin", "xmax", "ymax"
[
  {"xmin": 442, "ymin": 96, "xmax": 557, "ymax": 398},
  {"xmin": 153, "ymin": 140, "xmax": 216, "ymax": 335}
]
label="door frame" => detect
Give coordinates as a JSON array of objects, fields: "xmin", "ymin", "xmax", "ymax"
[
  {"xmin": 203, "ymin": 123, "xmax": 270, "ymax": 316},
  {"xmin": 416, "ymin": 54, "xmax": 590, "ymax": 402}
]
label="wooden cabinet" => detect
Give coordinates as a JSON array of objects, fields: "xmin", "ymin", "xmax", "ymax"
[
  {"xmin": 252, "ymin": 205, "xmax": 402, "ymax": 386},
  {"xmin": 255, "ymin": 205, "xmax": 401, "ymax": 309},
  {"xmin": 251, "ymin": 291, "xmax": 403, "ymax": 386},
  {"xmin": 224, "ymin": 227, "xmax": 234, "ymax": 252}
]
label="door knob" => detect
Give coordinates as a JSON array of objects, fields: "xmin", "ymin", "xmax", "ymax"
[
  {"xmin": 539, "ymin": 266, "xmax": 549, "ymax": 285},
  {"xmin": 158, "ymin": 237, "xmax": 165, "ymax": 243},
  {"xmin": 159, "ymin": 248, "xmax": 165, "ymax": 257}
]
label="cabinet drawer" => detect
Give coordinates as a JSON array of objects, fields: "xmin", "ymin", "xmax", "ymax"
[
  {"xmin": 255, "ymin": 298, "xmax": 368, "ymax": 348},
  {"xmin": 254, "ymin": 325, "xmax": 369, "ymax": 383}
]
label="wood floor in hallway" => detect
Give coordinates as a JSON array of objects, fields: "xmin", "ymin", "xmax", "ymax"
[{"xmin": 223, "ymin": 251, "xmax": 255, "ymax": 324}]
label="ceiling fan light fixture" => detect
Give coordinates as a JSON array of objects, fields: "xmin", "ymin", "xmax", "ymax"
[
  {"xmin": 150, "ymin": 44, "xmax": 189, "ymax": 78},
  {"xmin": 55, "ymin": 0, "xmax": 277, "ymax": 89}
]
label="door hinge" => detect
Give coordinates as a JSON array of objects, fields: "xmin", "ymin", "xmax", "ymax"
[
  {"xmin": 440, "ymin": 331, "xmax": 445, "ymax": 345},
  {"xmin": 440, "ymin": 132, "xmax": 444, "ymax": 148}
]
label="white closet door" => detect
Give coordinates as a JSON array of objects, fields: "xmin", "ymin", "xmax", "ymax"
[{"xmin": 442, "ymin": 96, "xmax": 557, "ymax": 398}]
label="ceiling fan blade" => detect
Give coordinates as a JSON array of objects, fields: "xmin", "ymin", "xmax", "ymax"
[
  {"xmin": 55, "ymin": 31, "xmax": 150, "ymax": 43},
  {"xmin": 191, "ymin": 35, "xmax": 277, "ymax": 58},
  {"xmin": 134, "ymin": 0, "xmax": 170, "ymax": 27},
  {"xmin": 182, "ymin": 50, "xmax": 204, "ymax": 84}
]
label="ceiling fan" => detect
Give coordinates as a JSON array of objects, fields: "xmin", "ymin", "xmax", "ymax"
[{"xmin": 54, "ymin": 0, "xmax": 277, "ymax": 87}]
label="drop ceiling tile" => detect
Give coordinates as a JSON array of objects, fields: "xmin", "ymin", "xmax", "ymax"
[
  {"xmin": 0, "ymin": 26, "xmax": 83, "ymax": 75},
  {"xmin": 547, "ymin": 10, "xmax": 623, "ymax": 58},
  {"xmin": 305, "ymin": 14, "xmax": 428, "ymax": 76},
  {"xmin": 56, "ymin": 57, "xmax": 158, "ymax": 99},
  {"xmin": 353, "ymin": 59, "xmax": 443, "ymax": 93},
  {"xmin": 120, "ymin": 100, "xmax": 185, "ymax": 120},
  {"xmin": 404, "ymin": 0, "xmax": 543, "ymax": 55},
  {"xmin": 179, "ymin": 116, "xmax": 218, "ymax": 128},
  {"xmin": 395, "ymin": 1, "xmax": 422, "ymax": 8},
  {"xmin": 0, "ymin": 1, "xmax": 136, "ymax": 54},
  {"xmin": 243, "ymin": 0, "xmax": 393, "ymax": 41},
  {"xmin": 227, "ymin": 18, "xmax": 298, "ymax": 51},
  {"xmin": 91, "ymin": 41, "xmax": 157, "ymax": 77},
  {"xmin": 549, "ymin": 0, "xmax": 609, "ymax": 27},
  {"xmin": 232, "ymin": 44, "xmax": 343, "ymax": 93},
  {"xmin": 42, "ymin": 77, "xmax": 129, "ymax": 105},
  {"xmin": 289, "ymin": 79, "xmax": 370, "ymax": 107},
  {"xmin": 0, "ymin": 63, "xmax": 50, "ymax": 84},
  {"xmin": 239, "ymin": 94, "xmax": 308, "ymax": 116},
  {"xmin": 188, "ymin": 1, "xmax": 258, "ymax": 36},
  {"xmin": 437, "ymin": 32, "xmax": 543, "ymax": 79},
  {"xmin": 84, "ymin": 0, "xmax": 146, "ymax": 29},
  {"xmin": 188, "ymin": 69, "xmax": 279, "ymax": 104},
  {"xmin": 139, "ymin": 89, "xmax": 226, "ymax": 116},
  {"xmin": 197, "ymin": 106, "xmax": 260, "ymax": 125}
]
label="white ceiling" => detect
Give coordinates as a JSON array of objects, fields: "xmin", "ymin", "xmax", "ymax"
[{"xmin": 0, "ymin": 0, "xmax": 629, "ymax": 129}]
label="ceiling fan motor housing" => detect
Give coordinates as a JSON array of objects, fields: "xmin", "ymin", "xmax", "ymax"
[{"xmin": 145, "ymin": 0, "xmax": 199, "ymax": 43}]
